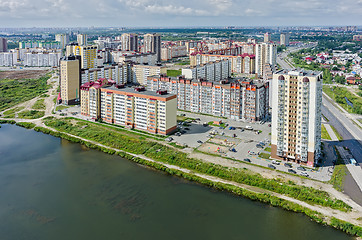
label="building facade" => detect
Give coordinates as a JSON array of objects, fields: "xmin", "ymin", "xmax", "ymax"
[
  {"xmin": 147, "ymin": 75, "xmax": 269, "ymax": 121},
  {"xmin": 66, "ymin": 44, "xmax": 98, "ymax": 69},
  {"xmin": 99, "ymin": 85, "xmax": 177, "ymax": 135},
  {"xmin": 132, "ymin": 64, "xmax": 167, "ymax": 85},
  {"xmin": 55, "ymin": 34, "xmax": 69, "ymax": 49},
  {"xmin": 143, "ymin": 33, "xmax": 161, "ymax": 62},
  {"xmin": 81, "ymin": 63, "xmax": 132, "ymax": 85},
  {"xmin": 280, "ymin": 33, "xmax": 290, "ymax": 46},
  {"xmin": 182, "ymin": 60, "xmax": 231, "ymax": 82},
  {"xmin": 255, "ymin": 42, "xmax": 277, "ymax": 77},
  {"xmin": 0, "ymin": 37, "xmax": 7, "ymax": 52},
  {"xmin": 271, "ymin": 70, "xmax": 323, "ymax": 167},
  {"xmin": 77, "ymin": 34, "xmax": 88, "ymax": 46},
  {"xmin": 121, "ymin": 33, "xmax": 138, "ymax": 51},
  {"xmin": 60, "ymin": 55, "xmax": 81, "ymax": 105}
]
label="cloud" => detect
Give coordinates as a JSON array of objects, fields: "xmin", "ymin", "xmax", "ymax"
[{"xmin": 0, "ymin": 0, "xmax": 361, "ymax": 27}]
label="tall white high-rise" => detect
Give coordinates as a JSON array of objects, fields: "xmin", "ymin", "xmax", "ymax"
[
  {"xmin": 255, "ymin": 42, "xmax": 277, "ymax": 76},
  {"xmin": 55, "ymin": 34, "xmax": 69, "ymax": 49},
  {"xmin": 280, "ymin": 33, "xmax": 290, "ymax": 46},
  {"xmin": 121, "ymin": 33, "xmax": 138, "ymax": 51},
  {"xmin": 143, "ymin": 33, "xmax": 161, "ymax": 62},
  {"xmin": 77, "ymin": 34, "xmax": 88, "ymax": 46},
  {"xmin": 271, "ymin": 69, "xmax": 323, "ymax": 167}
]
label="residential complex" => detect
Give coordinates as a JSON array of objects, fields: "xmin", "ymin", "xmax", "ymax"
[
  {"xmin": 280, "ymin": 33, "xmax": 290, "ymax": 46},
  {"xmin": 80, "ymin": 81, "xmax": 177, "ymax": 135},
  {"xmin": 121, "ymin": 33, "xmax": 139, "ymax": 51},
  {"xmin": 271, "ymin": 69, "xmax": 323, "ymax": 167},
  {"xmin": 255, "ymin": 42, "xmax": 277, "ymax": 76},
  {"xmin": 81, "ymin": 63, "xmax": 132, "ymax": 85},
  {"xmin": 147, "ymin": 75, "xmax": 269, "ymax": 121},
  {"xmin": 55, "ymin": 34, "xmax": 69, "ymax": 49},
  {"xmin": 132, "ymin": 64, "xmax": 167, "ymax": 85},
  {"xmin": 60, "ymin": 55, "xmax": 81, "ymax": 105},
  {"xmin": 161, "ymin": 43, "xmax": 187, "ymax": 61},
  {"xmin": 182, "ymin": 60, "xmax": 231, "ymax": 82},
  {"xmin": 264, "ymin": 33, "xmax": 271, "ymax": 43},
  {"xmin": 66, "ymin": 43, "xmax": 98, "ymax": 69},
  {"xmin": 143, "ymin": 33, "xmax": 161, "ymax": 62},
  {"xmin": 77, "ymin": 34, "xmax": 88, "ymax": 46},
  {"xmin": 111, "ymin": 50, "xmax": 157, "ymax": 65}
]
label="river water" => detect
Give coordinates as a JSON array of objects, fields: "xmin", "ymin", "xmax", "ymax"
[{"xmin": 0, "ymin": 124, "xmax": 352, "ymax": 240}]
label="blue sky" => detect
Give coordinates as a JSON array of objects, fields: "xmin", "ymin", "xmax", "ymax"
[{"xmin": 0, "ymin": 0, "xmax": 361, "ymax": 27}]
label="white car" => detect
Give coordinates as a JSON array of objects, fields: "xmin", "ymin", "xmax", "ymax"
[
  {"xmin": 300, "ymin": 172, "xmax": 309, "ymax": 177},
  {"xmin": 272, "ymin": 160, "xmax": 280, "ymax": 165}
]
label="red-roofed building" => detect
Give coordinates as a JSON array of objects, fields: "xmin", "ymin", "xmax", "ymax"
[{"xmin": 80, "ymin": 78, "xmax": 111, "ymax": 119}]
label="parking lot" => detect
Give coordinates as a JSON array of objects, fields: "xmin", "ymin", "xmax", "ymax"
[{"xmin": 171, "ymin": 111, "xmax": 331, "ymax": 181}]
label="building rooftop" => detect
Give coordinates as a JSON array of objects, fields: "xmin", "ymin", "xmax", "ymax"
[
  {"xmin": 102, "ymin": 85, "xmax": 176, "ymax": 98},
  {"xmin": 276, "ymin": 69, "xmax": 322, "ymax": 77}
]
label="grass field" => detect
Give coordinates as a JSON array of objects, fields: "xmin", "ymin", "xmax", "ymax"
[
  {"xmin": 330, "ymin": 125, "xmax": 343, "ymax": 141},
  {"xmin": 167, "ymin": 69, "xmax": 182, "ymax": 77},
  {"xmin": 321, "ymin": 124, "xmax": 332, "ymax": 140}
]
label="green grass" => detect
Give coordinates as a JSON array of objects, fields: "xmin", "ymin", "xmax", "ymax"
[
  {"xmin": 3, "ymin": 106, "xmax": 25, "ymax": 116},
  {"xmin": 175, "ymin": 61, "xmax": 190, "ymax": 65},
  {"xmin": 259, "ymin": 152, "xmax": 271, "ymax": 159},
  {"xmin": 329, "ymin": 147, "xmax": 347, "ymax": 192},
  {"xmin": 18, "ymin": 110, "xmax": 45, "ymax": 119},
  {"xmin": 15, "ymin": 122, "xmax": 36, "ymax": 129},
  {"xmin": 322, "ymin": 114, "xmax": 329, "ymax": 122},
  {"xmin": 323, "ymin": 86, "xmax": 362, "ymax": 115},
  {"xmin": 330, "ymin": 125, "xmax": 343, "ymax": 141},
  {"xmin": 32, "ymin": 99, "xmax": 46, "ymax": 110},
  {"xmin": 41, "ymin": 117, "xmax": 351, "ymax": 212},
  {"xmin": 359, "ymin": 119, "xmax": 362, "ymax": 124},
  {"xmin": 167, "ymin": 69, "xmax": 182, "ymax": 77},
  {"xmin": 207, "ymin": 121, "xmax": 226, "ymax": 128},
  {"xmin": 264, "ymin": 147, "xmax": 271, "ymax": 152},
  {"xmin": 0, "ymin": 75, "xmax": 51, "ymax": 111},
  {"xmin": 321, "ymin": 124, "xmax": 332, "ymax": 140},
  {"xmin": 55, "ymin": 105, "xmax": 70, "ymax": 111}
]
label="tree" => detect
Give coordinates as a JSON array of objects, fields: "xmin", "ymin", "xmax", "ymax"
[{"xmin": 335, "ymin": 75, "xmax": 345, "ymax": 84}]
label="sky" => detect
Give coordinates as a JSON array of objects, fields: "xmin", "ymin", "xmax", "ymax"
[{"xmin": 0, "ymin": 0, "xmax": 361, "ymax": 27}]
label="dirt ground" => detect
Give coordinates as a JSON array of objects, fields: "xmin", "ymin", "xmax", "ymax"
[
  {"xmin": 0, "ymin": 70, "xmax": 50, "ymax": 80},
  {"xmin": 198, "ymin": 142, "xmax": 229, "ymax": 156}
]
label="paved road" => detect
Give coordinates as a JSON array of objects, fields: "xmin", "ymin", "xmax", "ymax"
[
  {"xmin": 322, "ymin": 96, "xmax": 362, "ymax": 164},
  {"xmin": 337, "ymin": 146, "xmax": 362, "ymax": 192}
]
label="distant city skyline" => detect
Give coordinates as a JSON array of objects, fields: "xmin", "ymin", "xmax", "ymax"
[{"xmin": 0, "ymin": 0, "xmax": 361, "ymax": 28}]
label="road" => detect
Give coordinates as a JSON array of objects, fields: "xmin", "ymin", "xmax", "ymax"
[{"xmin": 322, "ymin": 96, "xmax": 362, "ymax": 164}]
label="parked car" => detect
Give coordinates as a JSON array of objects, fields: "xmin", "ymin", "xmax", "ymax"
[
  {"xmin": 272, "ymin": 160, "xmax": 280, "ymax": 165},
  {"xmin": 165, "ymin": 137, "xmax": 173, "ymax": 142},
  {"xmin": 197, "ymin": 140, "xmax": 203, "ymax": 144},
  {"xmin": 268, "ymin": 164, "xmax": 276, "ymax": 169},
  {"xmin": 297, "ymin": 166, "xmax": 306, "ymax": 171},
  {"xmin": 184, "ymin": 127, "xmax": 190, "ymax": 130},
  {"xmin": 233, "ymin": 134, "xmax": 237, "ymax": 138},
  {"xmin": 180, "ymin": 113, "xmax": 186, "ymax": 116},
  {"xmin": 259, "ymin": 142, "xmax": 265, "ymax": 146},
  {"xmin": 288, "ymin": 169, "xmax": 297, "ymax": 174},
  {"xmin": 219, "ymin": 126, "xmax": 224, "ymax": 129},
  {"xmin": 229, "ymin": 126, "xmax": 236, "ymax": 130},
  {"xmin": 175, "ymin": 132, "xmax": 182, "ymax": 136},
  {"xmin": 300, "ymin": 172, "xmax": 309, "ymax": 177},
  {"xmin": 268, "ymin": 124, "xmax": 271, "ymax": 127},
  {"xmin": 245, "ymin": 126, "xmax": 253, "ymax": 130},
  {"xmin": 284, "ymin": 163, "xmax": 292, "ymax": 168},
  {"xmin": 243, "ymin": 158, "xmax": 251, "ymax": 162},
  {"xmin": 256, "ymin": 144, "xmax": 263, "ymax": 148},
  {"xmin": 195, "ymin": 118, "xmax": 201, "ymax": 121},
  {"xmin": 229, "ymin": 148, "xmax": 236, "ymax": 152}
]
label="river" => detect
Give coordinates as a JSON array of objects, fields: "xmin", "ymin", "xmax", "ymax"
[{"xmin": 0, "ymin": 124, "xmax": 352, "ymax": 240}]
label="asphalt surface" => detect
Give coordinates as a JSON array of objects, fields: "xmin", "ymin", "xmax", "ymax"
[{"xmin": 322, "ymin": 96, "xmax": 362, "ymax": 164}]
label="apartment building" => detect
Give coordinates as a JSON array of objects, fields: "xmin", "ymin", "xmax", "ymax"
[
  {"xmin": 23, "ymin": 51, "xmax": 62, "ymax": 67},
  {"xmin": 189, "ymin": 53, "xmax": 255, "ymax": 74},
  {"xmin": 55, "ymin": 34, "xmax": 69, "ymax": 49},
  {"xmin": 66, "ymin": 43, "xmax": 98, "ymax": 69},
  {"xmin": 255, "ymin": 42, "xmax": 277, "ymax": 77},
  {"xmin": 147, "ymin": 75, "xmax": 269, "ymax": 121},
  {"xmin": 99, "ymin": 85, "xmax": 177, "ymax": 135},
  {"xmin": 182, "ymin": 60, "xmax": 231, "ymax": 82},
  {"xmin": 280, "ymin": 33, "xmax": 290, "ymax": 46},
  {"xmin": 0, "ymin": 52, "xmax": 14, "ymax": 66},
  {"xmin": 0, "ymin": 37, "xmax": 7, "ymax": 52},
  {"xmin": 60, "ymin": 55, "xmax": 81, "ymax": 105},
  {"xmin": 271, "ymin": 69, "xmax": 323, "ymax": 167},
  {"xmin": 111, "ymin": 50, "xmax": 157, "ymax": 65},
  {"xmin": 161, "ymin": 45, "xmax": 187, "ymax": 61},
  {"xmin": 121, "ymin": 33, "xmax": 138, "ymax": 51},
  {"xmin": 81, "ymin": 63, "xmax": 132, "ymax": 85},
  {"xmin": 77, "ymin": 34, "xmax": 88, "ymax": 46},
  {"xmin": 80, "ymin": 78, "xmax": 110, "ymax": 119},
  {"xmin": 143, "ymin": 33, "xmax": 161, "ymax": 62},
  {"xmin": 264, "ymin": 33, "xmax": 271, "ymax": 43},
  {"xmin": 132, "ymin": 64, "xmax": 167, "ymax": 85}
]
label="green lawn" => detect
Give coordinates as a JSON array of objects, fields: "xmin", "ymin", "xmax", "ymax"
[
  {"xmin": 329, "ymin": 147, "xmax": 347, "ymax": 192},
  {"xmin": 330, "ymin": 125, "xmax": 343, "ymax": 141},
  {"xmin": 259, "ymin": 152, "xmax": 271, "ymax": 159},
  {"xmin": 264, "ymin": 147, "xmax": 271, "ymax": 152},
  {"xmin": 323, "ymin": 86, "xmax": 362, "ymax": 115},
  {"xmin": 167, "ymin": 69, "xmax": 182, "ymax": 77},
  {"xmin": 321, "ymin": 124, "xmax": 332, "ymax": 140},
  {"xmin": 0, "ymin": 75, "xmax": 50, "ymax": 111},
  {"xmin": 32, "ymin": 99, "xmax": 46, "ymax": 110},
  {"xmin": 55, "ymin": 105, "xmax": 70, "ymax": 111},
  {"xmin": 18, "ymin": 110, "xmax": 45, "ymax": 119},
  {"xmin": 2, "ymin": 106, "xmax": 25, "ymax": 116}
]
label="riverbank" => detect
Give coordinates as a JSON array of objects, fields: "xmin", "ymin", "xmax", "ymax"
[{"xmin": 1, "ymin": 119, "xmax": 361, "ymax": 238}]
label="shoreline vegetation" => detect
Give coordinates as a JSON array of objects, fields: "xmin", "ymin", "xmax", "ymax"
[{"xmin": 1, "ymin": 118, "xmax": 362, "ymax": 237}]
